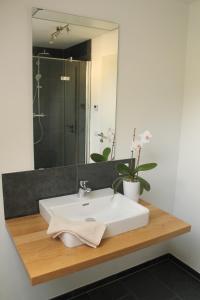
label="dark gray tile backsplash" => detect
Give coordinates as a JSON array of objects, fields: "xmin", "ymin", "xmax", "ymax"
[
  {"xmin": 77, "ymin": 159, "xmax": 130, "ymax": 192},
  {"xmin": 2, "ymin": 159, "xmax": 132, "ymax": 219},
  {"xmin": 78, "ymin": 161, "xmax": 114, "ymax": 190},
  {"xmin": 2, "ymin": 165, "xmax": 76, "ymax": 219}
]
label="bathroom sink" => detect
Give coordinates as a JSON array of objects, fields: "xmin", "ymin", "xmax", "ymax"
[{"xmin": 39, "ymin": 188, "xmax": 149, "ymax": 248}]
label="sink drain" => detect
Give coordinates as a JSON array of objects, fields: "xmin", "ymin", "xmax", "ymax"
[{"xmin": 85, "ymin": 217, "xmax": 96, "ymax": 222}]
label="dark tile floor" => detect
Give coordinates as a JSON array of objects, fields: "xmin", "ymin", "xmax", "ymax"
[{"xmin": 52, "ymin": 255, "xmax": 200, "ymax": 300}]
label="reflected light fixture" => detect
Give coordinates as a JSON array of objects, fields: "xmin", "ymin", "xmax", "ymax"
[{"xmin": 49, "ymin": 24, "xmax": 70, "ymax": 45}]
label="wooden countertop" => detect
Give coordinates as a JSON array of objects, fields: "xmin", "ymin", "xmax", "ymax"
[{"xmin": 6, "ymin": 200, "xmax": 191, "ymax": 285}]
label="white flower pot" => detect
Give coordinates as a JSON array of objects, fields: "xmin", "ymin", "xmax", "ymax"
[{"xmin": 123, "ymin": 180, "xmax": 140, "ymax": 202}]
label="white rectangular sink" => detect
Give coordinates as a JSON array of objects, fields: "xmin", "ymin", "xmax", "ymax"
[{"xmin": 39, "ymin": 188, "xmax": 149, "ymax": 248}]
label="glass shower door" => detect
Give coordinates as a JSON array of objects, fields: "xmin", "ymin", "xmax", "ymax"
[
  {"xmin": 33, "ymin": 57, "xmax": 88, "ymax": 169},
  {"xmin": 64, "ymin": 61, "xmax": 87, "ymax": 165},
  {"xmin": 33, "ymin": 57, "xmax": 65, "ymax": 169}
]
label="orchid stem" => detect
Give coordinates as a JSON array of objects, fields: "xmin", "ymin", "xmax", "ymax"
[
  {"xmin": 130, "ymin": 128, "xmax": 136, "ymax": 169},
  {"xmin": 137, "ymin": 147, "xmax": 141, "ymax": 167},
  {"xmin": 136, "ymin": 146, "xmax": 141, "ymax": 179},
  {"xmin": 111, "ymin": 133, "xmax": 116, "ymax": 160},
  {"xmin": 131, "ymin": 150, "xmax": 134, "ymax": 159},
  {"xmin": 133, "ymin": 128, "xmax": 136, "ymax": 143}
]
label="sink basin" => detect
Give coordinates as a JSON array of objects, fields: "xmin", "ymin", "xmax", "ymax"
[{"xmin": 39, "ymin": 188, "xmax": 149, "ymax": 248}]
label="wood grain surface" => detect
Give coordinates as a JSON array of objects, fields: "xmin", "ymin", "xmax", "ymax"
[{"xmin": 6, "ymin": 200, "xmax": 191, "ymax": 285}]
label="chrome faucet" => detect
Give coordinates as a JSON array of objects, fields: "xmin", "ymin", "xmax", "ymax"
[{"xmin": 78, "ymin": 180, "xmax": 92, "ymax": 198}]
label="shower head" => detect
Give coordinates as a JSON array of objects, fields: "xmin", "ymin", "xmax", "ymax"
[{"xmin": 37, "ymin": 50, "xmax": 50, "ymax": 57}]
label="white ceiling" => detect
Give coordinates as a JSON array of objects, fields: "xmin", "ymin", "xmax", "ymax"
[
  {"xmin": 32, "ymin": 8, "xmax": 119, "ymax": 50},
  {"xmin": 32, "ymin": 18, "xmax": 109, "ymax": 49},
  {"xmin": 32, "ymin": 8, "xmax": 118, "ymax": 31}
]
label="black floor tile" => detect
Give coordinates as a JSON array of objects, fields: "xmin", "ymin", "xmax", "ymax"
[
  {"xmin": 70, "ymin": 295, "xmax": 90, "ymax": 300},
  {"xmin": 121, "ymin": 269, "xmax": 175, "ymax": 300},
  {"xmin": 150, "ymin": 260, "xmax": 200, "ymax": 300},
  {"xmin": 51, "ymin": 255, "xmax": 200, "ymax": 300},
  {"xmin": 119, "ymin": 295, "xmax": 138, "ymax": 300},
  {"xmin": 88, "ymin": 281, "xmax": 136, "ymax": 300},
  {"xmin": 53, "ymin": 292, "xmax": 91, "ymax": 300}
]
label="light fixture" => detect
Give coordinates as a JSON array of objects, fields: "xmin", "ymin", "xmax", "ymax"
[{"xmin": 49, "ymin": 24, "xmax": 70, "ymax": 45}]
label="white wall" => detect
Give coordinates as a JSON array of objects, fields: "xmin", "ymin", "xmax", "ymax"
[
  {"xmin": 90, "ymin": 30, "xmax": 118, "ymax": 156},
  {"xmin": 170, "ymin": 0, "xmax": 200, "ymax": 272},
  {"xmin": 115, "ymin": 0, "xmax": 188, "ymax": 211},
  {"xmin": 0, "ymin": 0, "xmax": 188, "ymax": 299}
]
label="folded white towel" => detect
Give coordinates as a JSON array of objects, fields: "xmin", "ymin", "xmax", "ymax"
[{"xmin": 47, "ymin": 215, "xmax": 106, "ymax": 248}]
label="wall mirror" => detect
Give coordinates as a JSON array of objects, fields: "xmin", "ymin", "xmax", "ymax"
[{"xmin": 32, "ymin": 8, "xmax": 119, "ymax": 169}]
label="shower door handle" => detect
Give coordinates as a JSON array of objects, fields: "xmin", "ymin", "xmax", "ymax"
[{"xmin": 67, "ymin": 124, "xmax": 75, "ymax": 133}]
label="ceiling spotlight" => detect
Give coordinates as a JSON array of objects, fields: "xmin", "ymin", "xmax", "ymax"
[
  {"xmin": 66, "ymin": 25, "xmax": 70, "ymax": 33},
  {"xmin": 49, "ymin": 24, "xmax": 70, "ymax": 45}
]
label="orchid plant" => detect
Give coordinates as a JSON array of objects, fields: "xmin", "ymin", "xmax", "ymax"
[
  {"xmin": 90, "ymin": 129, "xmax": 116, "ymax": 162},
  {"xmin": 90, "ymin": 147, "xmax": 111, "ymax": 162},
  {"xmin": 112, "ymin": 129, "xmax": 157, "ymax": 195}
]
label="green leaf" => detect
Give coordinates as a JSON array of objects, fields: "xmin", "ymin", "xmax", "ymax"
[
  {"xmin": 90, "ymin": 153, "xmax": 105, "ymax": 162},
  {"xmin": 116, "ymin": 163, "xmax": 131, "ymax": 176},
  {"xmin": 103, "ymin": 147, "xmax": 111, "ymax": 160},
  {"xmin": 134, "ymin": 163, "xmax": 157, "ymax": 173},
  {"xmin": 90, "ymin": 147, "xmax": 111, "ymax": 162},
  {"xmin": 112, "ymin": 176, "xmax": 123, "ymax": 193},
  {"xmin": 140, "ymin": 182, "xmax": 144, "ymax": 195},
  {"xmin": 135, "ymin": 176, "xmax": 151, "ymax": 194}
]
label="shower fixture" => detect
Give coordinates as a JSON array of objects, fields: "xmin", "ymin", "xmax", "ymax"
[
  {"xmin": 33, "ymin": 113, "xmax": 46, "ymax": 118},
  {"xmin": 37, "ymin": 50, "xmax": 50, "ymax": 57},
  {"xmin": 33, "ymin": 57, "xmax": 46, "ymax": 145},
  {"xmin": 49, "ymin": 24, "xmax": 70, "ymax": 45},
  {"xmin": 35, "ymin": 73, "xmax": 42, "ymax": 81}
]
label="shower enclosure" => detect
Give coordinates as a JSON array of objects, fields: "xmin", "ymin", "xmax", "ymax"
[{"xmin": 33, "ymin": 56, "xmax": 90, "ymax": 169}]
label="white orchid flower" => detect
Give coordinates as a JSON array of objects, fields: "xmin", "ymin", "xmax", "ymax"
[{"xmin": 139, "ymin": 130, "xmax": 152, "ymax": 144}]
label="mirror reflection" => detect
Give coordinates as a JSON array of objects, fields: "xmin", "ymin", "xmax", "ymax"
[{"xmin": 32, "ymin": 9, "xmax": 119, "ymax": 169}]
